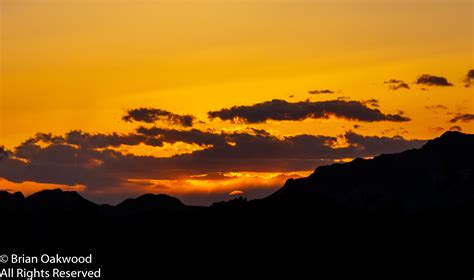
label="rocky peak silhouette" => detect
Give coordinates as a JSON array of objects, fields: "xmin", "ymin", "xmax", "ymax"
[{"xmin": 266, "ymin": 131, "xmax": 474, "ymax": 211}]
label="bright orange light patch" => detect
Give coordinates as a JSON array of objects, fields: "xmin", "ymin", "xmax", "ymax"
[
  {"xmin": 127, "ymin": 171, "xmax": 313, "ymax": 197},
  {"xmin": 97, "ymin": 142, "xmax": 212, "ymax": 158},
  {"xmin": 0, "ymin": 178, "xmax": 86, "ymax": 196},
  {"xmin": 334, "ymin": 158, "xmax": 354, "ymax": 163},
  {"xmin": 229, "ymin": 190, "xmax": 244, "ymax": 196}
]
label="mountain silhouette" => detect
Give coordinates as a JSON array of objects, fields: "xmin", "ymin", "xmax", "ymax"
[
  {"xmin": 261, "ymin": 130, "xmax": 474, "ymax": 212},
  {"xmin": 0, "ymin": 191, "xmax": 25, "ymax": 215},
  {"xmin": 25, "ymin": 189, "xmax": 99, "ymax": 217},
  {"xmin": 1, "ymin": 131, "xmax": 473, "ymax": 216},
  {"xmin": 1, "ymin": 131, "xmax": 473, "ymax": 279},
  {"xmin": 115, "ymin": 193, "xmax": 185, "ymax": 216}
]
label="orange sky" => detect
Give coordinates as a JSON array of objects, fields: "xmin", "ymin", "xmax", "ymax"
[{"xmin": 1, "ymin": 0, "xmax": 473, "ymax": 205}]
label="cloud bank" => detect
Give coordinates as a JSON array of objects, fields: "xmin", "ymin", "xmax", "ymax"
[
  {"xmin": 208, "ymin": 99, "xmax": 410, "ymax": 123},
  {"xmin": 0, "ymin": 127, "xmax": 425, "ymax": 204}
]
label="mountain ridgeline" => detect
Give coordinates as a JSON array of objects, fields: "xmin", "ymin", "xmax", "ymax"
[
  {"xmin": 266, "ymin": 130, "xmax": 474, "ymax": 212},
  {"xmin": 1, "ymin": 131, "xmax": 473, "ymax": 217},
  {"xmin": 1, "ymin": 131, "xmax": 473, "ymax": 278}
]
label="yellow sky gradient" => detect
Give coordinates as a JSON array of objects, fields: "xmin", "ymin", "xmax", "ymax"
[
  {"xmin": 2, "ymin": 0, "xmax": 473, "ymax": 149},
  {"xmin": 0, "ymin": 0, "xmax": 473, "ymax": 204}
]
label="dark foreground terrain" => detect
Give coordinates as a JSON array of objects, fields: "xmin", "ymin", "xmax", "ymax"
[{"xmin": 1, "ymin": 131, "xmax": 473, "ymax": 278}]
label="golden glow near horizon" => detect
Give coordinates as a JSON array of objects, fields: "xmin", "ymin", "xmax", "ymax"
[{"xmin": 1, "ymin": 0, "xmax": 473, "ymax": 204}]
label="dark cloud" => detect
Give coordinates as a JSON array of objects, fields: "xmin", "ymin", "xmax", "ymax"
[
  {"xmin": 308, "ymin": 89, "xmax": 335, "ymax": 94},
  {"xmin": 385, "ymin": 79, "xmax": 404, "ymax": 84},
  {"xmin": 464, "ymin": 69, "xmax": 474, "ymax": 87},
  {"xmin": 138, "ymin": 127, "xmax": 348, "ymax": 164},
  {"xmin": 425, "ymin": 105, "xmax": 448, "ymax": 114},
  {"xmin": 344, "ymin": 132, "xmax": 426, "ymax": 157},
  {"xmin": 65, "ymin": 131, "xmax": 147, "ymax": 148},
  {"xmin": 1, "ymin": 141, "xmax": 121, "ymax": 189},
  {"xmin": 122, "ymin": 108, "xmax": 196, "ymax": 127},
  {"xmin": 449, "ymin": 114, "xmax": 474, "ymax": 123},
  {"xmin": 467, "ymin": 69, "xmax": 474, "ymax": 79},
  {"xmin": 0, "ymin": 146, "xmax": 10, "ymax": 160},
  {"xmin": 208, "ymin": 99, "xmax": 410, "ymax": 124},
  {"xmin": 136, "ymin": 127, "xmax": 226, "ymax": 147},
  {"xmin": 385, "ymin": 79, "xmax": 410, "ymax": 90},
  {"xmin": 336, "ymin": 96, "xmax": 351, "ymax": 101},
  {"xmin": 415, "ymin": 74, "xmax": 453, "ymax": 86},
  {"xmin": 425, "ymin": 105, "xmax": 448, "ymax": 111},
  {"xmin": 380, "ymin": 127, "xmax": 408, "ymax": 136},
  {"xmin": 391, "ymin": 83, "xmax": 410, "ymax": 90},
  {"xmin": 362, "ymin": 99, "xmax": 379, "ymax": 108},
  {"xmin": 0, "ymin": 127, "xmax": 425, "ymax": 204}
]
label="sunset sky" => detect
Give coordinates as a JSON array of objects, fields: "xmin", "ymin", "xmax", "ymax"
[{"xmin": 1, "ymin": 0, "xmax": 473, "ymax": 205}]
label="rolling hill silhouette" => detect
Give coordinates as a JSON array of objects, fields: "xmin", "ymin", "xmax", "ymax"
[
  {"xmin": 115, "ymin": 193, "xmax": 185, "ymax": 217},
  {"xmin": 26, "ymin": 189, "xmax": 99, "ymax": 217},
  {"xmin": 1, "ymin": 131, "xmax": 473, "ymax": 278}
]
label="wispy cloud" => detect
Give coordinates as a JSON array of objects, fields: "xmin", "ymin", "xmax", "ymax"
[
  {"xmin": 425, "ymin": 105, "xmax": 448, "ymax": 114},
  {"xmin": 449, "ymin": 113, "xmax": 474, "ymax": 123},
  {"xmin": 308, "ymin": 89, "xmax": 335, "ymax": 94},
  {"xmin": 385, "ymin": 79, "xmax": 410, "ymax": 91},
  {"xmin": 123, "ymin": 108, "xmax": 196, "ymax": 127},
  {"xmin": 464, "ymin": 69, "xmax": 474, "ymax": 87}
]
